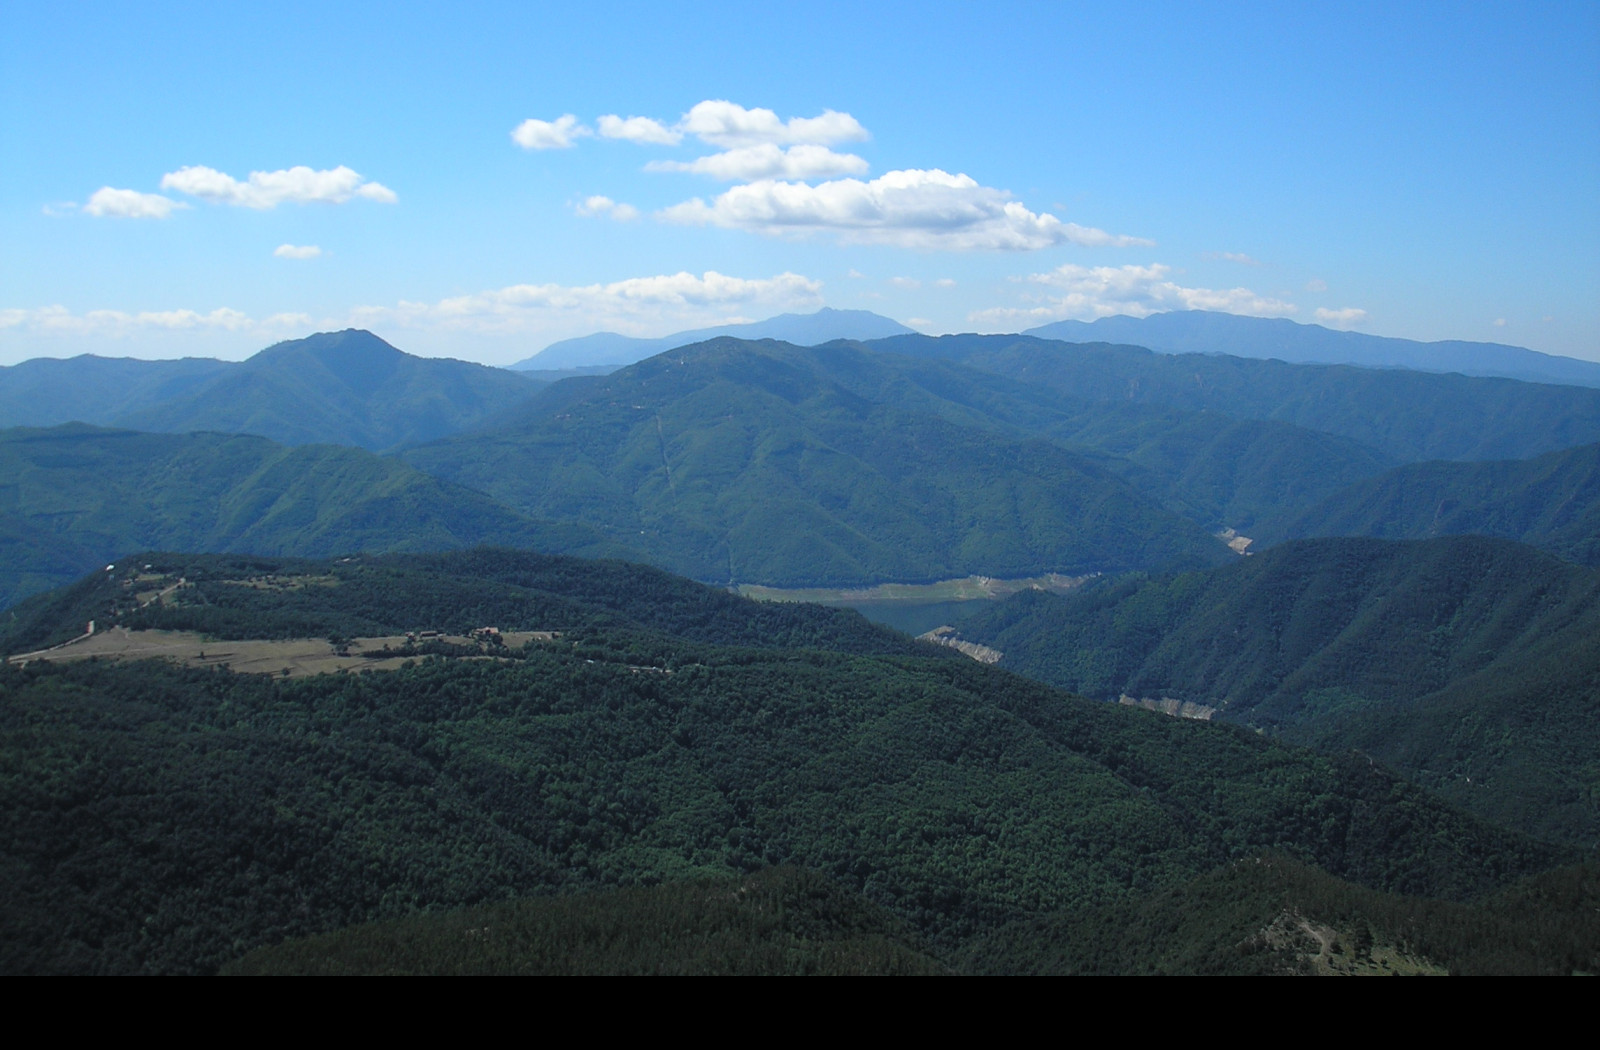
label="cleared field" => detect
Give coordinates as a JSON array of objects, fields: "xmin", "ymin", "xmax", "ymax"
[{"xmin": 6, "ymin": 627, "xmax": 558, "ymax": 678}]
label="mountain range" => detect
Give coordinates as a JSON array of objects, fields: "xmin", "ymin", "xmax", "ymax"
[
  {"xmin": 0, "ymin": 330, "xmax": 543, "ymax": 451},
  {"xmin": 510, "ymin": 307, "xmax": 916, "ymax": 371},
  {"xmin": 1027, "ymin": 311, "xmax": 1600, "ymax": 388},
  {"xmin": 4, "ymin": 314, "xmax": 1600, "ymax": 975}
]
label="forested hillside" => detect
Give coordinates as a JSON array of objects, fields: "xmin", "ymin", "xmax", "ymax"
[
  {"xmin": 1265, "ymin": 443, "xmax": 1600, "ymax": 565},
  {"xmin": 404, "ymin": 338, "xmax": 1234, "ymax": 585},
  {"xmin": 954, "ymin": 534, "xmax": 1600, "ymax": 844},
  {"xmin": 957, "ymin": 854, "xmax": 1600, "ymax": 975},
  {"xmin": 865, "ymin": 334, "xmax": 1600, "ymax": 463},
  {"xmin": 0, "ymin": 425, "xmax": 629, "ymax": 607},
  {"xmin": 0, "ymin": 552, "xmax": 1568, "ymax": 974}
]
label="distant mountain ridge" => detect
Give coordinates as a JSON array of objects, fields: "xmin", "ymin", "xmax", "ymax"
[
  {"xmin": 0, "ymin": 423, "xmax": 630, "ymax": 607},
  {"xmin": 512, "ymin": 308, "xmax": 915, "ymax": 371},
  {"xmin": 0, "ymin": 330, "xmax": 544, "ymax": 452},
  {"xmin": 863, "ymin": 333, "xmax": 1600, "ymax": 463},
  {"xmin": 407, "ymin": 337, "xmax": 1234, "ymax": 586},
  {"xmin": 1025, "ymin": 311, "xmax": 1600, "ymax": 388}
]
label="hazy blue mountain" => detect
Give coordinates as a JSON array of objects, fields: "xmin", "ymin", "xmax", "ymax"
[
  {"xmin": 863, "ymin": 333, "xmax": 1600, "ymax": 463},
  {"xmin": 0, "ymin": 354, "xmax": 232, "ymax": 427},
  {"xmin": 0, "ymin": 331, "xmax": 545, "ymax": 452},
  {"xmin": 0, "ymin": 423, "xmax": 629, "ymax": 607},
  {"xmin": 113, "ymin": 329, "xmax": 543, "ymax": 451},
  {"xmin": 1264, "ymin": 443, "xmax": 1600, "ymax": 565},
  {"xmin": 406, "ymin": 338, "xmax": 1233, "ymax": 586},
  {"xmin": 1026, "ymin": 311, "xmax": 1600, "ymax": 388},
  {"xmin": 512, "ymin": 308, "xmax": 915, "ymax": 371},
  {"xmin": 955, "ymin": 534, "xmax": 1600, "ymax": 845}
]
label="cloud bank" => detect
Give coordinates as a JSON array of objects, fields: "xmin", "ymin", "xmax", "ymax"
[
  {"xmin": 0, "ymin": 305, "xmax": 311, "ymax": 336},
  {"xmin": 970, "ymin": 263, "xmax": 1299, "ymax": 325},
  {"xmin": 83, "ymin": 187, "xmax": 187, "ymax": 219},
  {"xmin": 659, "ymin": 169, "xmax": 1151, "ymax": 251},
  {"xmin": 160, "ymin": 165, "xmax": 396, "ymax": 208},
  {"xmin": 597, "ymin": 114, "xmax": 681, "ymax": 145},
  {"xmin": 350, "ymin": 270, "xmax": 824, "ymax": 338},
  {"xmin": 511, "ymin": 115, "xmax": 592, "ymax": 150},
  {"xmin": 574, "ymin": 196, "xmax": 640, "ymax": 221},
  {"xmin": 646, "ymin": 144, "xmax": 869, "ymax": 181},
  {"xmin": 677, "ymin": 101, "xmax": 869, "ymax": 148}
]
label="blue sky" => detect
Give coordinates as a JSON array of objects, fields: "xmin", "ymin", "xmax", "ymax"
[{"xmin": 3, "ymin": 2, "xmax": 1596, "ymax": 365}]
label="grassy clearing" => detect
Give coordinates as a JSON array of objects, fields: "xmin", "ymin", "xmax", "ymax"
[{"xmin": 6, "ymin": 627, "xmax": 558, "ymax": 677}]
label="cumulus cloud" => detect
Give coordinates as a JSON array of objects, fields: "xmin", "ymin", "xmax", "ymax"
[
  {"xmin": 934, "ymin": 278, "xmax": 956, "ymax": 288},
  {"xmin": 160, "ymin": 165, "xmax": 396, "ymax": 208},
  {"xmin": 1205, "ymin": 251, "xmax": 1260, "ymax": 265},
  {"xmin": 574, "ymin": 195, "xmax": 640, "ymax": 221},
  {"xmin": 598, "ymin": 114, "xmax": 682, "ymax": 145},
  {"xmin": 511, "ymin": 115, "xmax": 592, "ymax": 150},
  {"xmin": 83, "ymin": 187, "xmax": 187, "ymax": 219},
  {"xmin": 658, "ymin": 169, "xmax": 1151, "ymax": 252},
  {"xmin": 0, "ymin": 305, "xmax": 310, "ymax": 336},
  {"xmin": 647, "ymin": 143, "xmax": 868, "ymax": 181},
  {"xmin": 968, "ymin": 263, "xmax": 1298, "ymax": 326},
  {"xmin": 678, "ymin": 100, "xmax": 869, "ymax": 148},
  {"xmin": 349, "ymin": 270, "xmax": 823, "ymax": 339},
  {"xmin": 1314, "ymin": 306, "xmax": 1368, "ymax": 326},
  {"xmin": 889, "ymin": 277, "xmax": 921, "ymax": 289},
  {"xmin": 1305, "ymin": 277, "xmax": 1328, "ymax": 292},
  {"xmin": 274, "ymin": 244, "xmax": 322, "ymax": 259}
]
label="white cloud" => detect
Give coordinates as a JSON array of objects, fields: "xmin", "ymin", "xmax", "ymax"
[
  {"xmin": 889, "ymin": 277, "xmax": 921, "ymax": 289},
  {"xmin": 658, "ymin": 169, "xmax": 1151, "ymax": 251},
  {"xmin": 274, "ymin": 244, "xmax": 322, "ymax": 259},
  {"xmin": 1305, "ymin": 277, "xmax": 1328, "ymax": 292},
  {"xmin": 83, "ymin": 187, "xmax": 187, "ymax": 219},
  {"xmin": 1493, "ymin": 317, "xmax": 1507, "ymax": 327},
  {"xmin": 597, "ymin": 114, "xmax": 682, "ymax": 145},
  {"xmin": 574, "ymin": 195, "xmax": 640, "ymax": 221},
  {"xmin": 969, "ymin": 263, "xmax": 1298, "ymax": 326},
  {"xmin": 678, "ymin": 100, "xmax": 869, "ymax": 148},
  {"xmin": 356, "ymin": 182, "xmax": 399, "ymax": 204},
  {"xmin": 349, "ymin": 270, "xmax": 823, "ymax": 340},
  {"xmin": 511, "ymin": 114, "xmax": 592, "ymax": 150},
  {"xmin": 1206, "ymin": 251, "xmax": 1260, "ymax": 265},
  {"xmin": 160, "ymin": 165, "xmax": 396, "ymax": 208},
  {"xmin": 647, "ymin": 143, "xmax": 869, "ymax": 181},
  {"xmin": 1314, "ymin": 306, "xmax": 1368, "ymax": 326},
  {"xmin": 935, "ymin": 278, "xmax": 956, "ymax": 288},
  {"xmin": 0, "ymin": 305, "xmax": 309, "ymax": 335}
]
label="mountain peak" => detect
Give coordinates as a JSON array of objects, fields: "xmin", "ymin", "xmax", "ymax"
[
  {"xmin": 251, "ymin": 329, "xmax": 410, "ymax": 389},
  {"xmin": 512, "ymin": 308, "xmax": 916, "ymax": 372}
]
